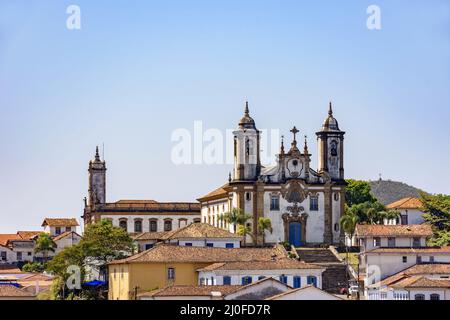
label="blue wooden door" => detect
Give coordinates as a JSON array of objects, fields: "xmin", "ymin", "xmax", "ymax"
[{"xmin": 289, "ymin": 222, "xmax": 302, "ymax": 247}]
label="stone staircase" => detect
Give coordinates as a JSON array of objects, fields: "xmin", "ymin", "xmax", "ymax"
[{"xmin": 296, "ymin": 247, "xmax": 352, "ymax": 294}]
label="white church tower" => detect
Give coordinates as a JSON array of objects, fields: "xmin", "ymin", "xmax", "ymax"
[
  {"xmin": 316, "ymin": 103, "xmax": 345, "ymax": 181},
  {"xmin": 232, "ymin": 102, "xmax": 261, "ymax": 181}
]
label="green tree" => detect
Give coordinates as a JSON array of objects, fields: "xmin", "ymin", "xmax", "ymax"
[
  {"xmin": 46, "ymin": 219, "xmax": 133, "ymax": 300},
  {"xmin": 340, "ymin": 209, "xmax": 359, "ymax": 241},
  {"xmin": 237, "ymin": 224, "xmax": 254, "ymax": 246},
  {"xmin": 348, "ymin": 201, "xmax": 386, "ymax": 224},
  {"xmin": 257, "ymin": 217, "xmax": 273, "ymax": 247},
  {"xmin": 345, "ymin": 179, "xmax": 377, "ymax": 207},
  {"xmin": 421, "ymin": 192, "xmax": 450, "ymax": 246},
  {"xmin": 34, "ymin": 233, "xmax": 56, "ymax": 263},
  {"xmin": 22, "ymin": 261, "xmax": 45, "ymax": 273}
]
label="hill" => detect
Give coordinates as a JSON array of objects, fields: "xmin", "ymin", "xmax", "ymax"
[{"xmin": 368, "ymin": 180, "xmax": 426, "ymax": 205}]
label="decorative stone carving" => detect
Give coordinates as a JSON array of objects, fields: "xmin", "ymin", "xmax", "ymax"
[{"xmin": 281, "ymin": 179, "xmax": 308, "ymax": 204}]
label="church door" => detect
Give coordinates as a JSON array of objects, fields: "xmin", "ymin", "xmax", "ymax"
[{"xmin": 289, "ymin": 222, "xmax": 302, "ymax": 247}]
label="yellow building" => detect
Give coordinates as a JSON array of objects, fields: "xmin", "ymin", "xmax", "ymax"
[{"xmin": 108, "ymin": 244, "xmax": 287, "ymax": 300}]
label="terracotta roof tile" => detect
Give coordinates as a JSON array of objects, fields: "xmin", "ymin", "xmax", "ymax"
[
  {"xmin": 110, "ymin": 244, "xmax": 287, "ymax": 265},
  {"xmin": 17, "ymin": 231, "xmax": 43, "ymax": 240},
  {"xmin": 41, "ymin": 218, "xmax": 79, "ymax": 227},
  {"xmin": 0, "ymin": 285, "xmax": 35, "ymax": 297},
  {"xmin": 132, "ymin": 231, "xmax": 170, "ymax": 241},
  {"xmin": 101, "ymin": 201, "xmax": 201, "ymax": 213},
  {"xmin": 0, "ymin": 234, "xmax": 21, "ymax": 246},
  {"xmin": 197, "ymin": 184, "xmax": 229, "ymax": 202},
  {"xmin": 392, "ymin": 276, "xmax": 450, "ymax": 289},
  {"xmin": 356, "ymin": 224, "xmax": 433, "ymax": 237},
  {"xmin": 139, "ymin": 285, "xmax": 241, "ymax": 298},
  {"xmin": 386, "ymin": 197, "xmax": 423, "ymax": 210},
  {"xmin": 161, "ymin": 223, "xmax": 242, "ymax": 240}
]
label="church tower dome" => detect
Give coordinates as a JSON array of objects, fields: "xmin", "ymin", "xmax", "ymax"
[
  {"xmin": 238, "ymin": 101, "xmax": 257, "ymax": 130},
  {"xmin": 321, "ymin": 102, "xmax": 340, "ymax": 131}
]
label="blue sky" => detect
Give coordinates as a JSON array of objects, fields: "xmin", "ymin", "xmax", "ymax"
[{"xmin": 0, "ymin": 0, "xmax": 449, "ymax": 232}]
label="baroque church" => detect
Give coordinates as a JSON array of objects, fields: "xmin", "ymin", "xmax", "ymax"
[{"xmin": 198, "ymin": 102, "xmax": 346, "ymax": 246}]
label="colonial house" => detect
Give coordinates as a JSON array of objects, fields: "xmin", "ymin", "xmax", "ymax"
[
  {"xmin": 52, "ymin": 230, "xmax": 82, "ymax": 254},
  {"xmin": 355, "ymin": 224, "xmax": 433, "ymax": 253},
  {"xmin": 367, "ymin": 263, "xmax": 450, "ymax": 300},
  {"xmin": 198, "ymin": 102, "xmax": 346, "ymax": 247},
  {"xmin": 362, "ymin": 247, "xmax": 450, "ymax": 290},
  {"xmin": 196, "ymin": 259, "xmax": 324, "ymax": 288},
  {"xmin": 82, "ymin": 147, "xmax": 201, "ymax": 233},
  {"xmin": 41, "ymin": 218, "xmax": 79, "ymax": 237},
  {"xmin": 108, "ymin": 244, "xmax": 288, "ymax": 300},
  {"xmin": 132, "ymin": 223, "xmax": 242, "ymax": 252},
  {"xmin": 385, "ymin": 197, "xmax": 425, "ymax": 225}
]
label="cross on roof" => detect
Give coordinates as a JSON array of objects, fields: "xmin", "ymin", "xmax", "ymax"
[{"xmin": 290, "ymin": 126, "xmax": 299, "ymax": 141}]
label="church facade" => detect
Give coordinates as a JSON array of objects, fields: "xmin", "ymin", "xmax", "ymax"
[{"xmin": 198, "ymin": 102, "xmax": 346, "ymax": 246}]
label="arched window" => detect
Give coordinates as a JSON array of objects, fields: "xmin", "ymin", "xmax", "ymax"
[
  {"xmin": 415, "ymin": 294, "xmax": 425, "ymax": 300},
  {"xmin": 330, "ymin": 140, "xmax": 338, "ymax": 156},
  {"xmin": 134, "ymin": 220, "xmax": 142, "ymax": 233},
  {"xmin": 430, "ymin": 294, "xmax": 440, "ymax": 301},
  {"xmin": 223, "ymin": 276, "xmax": 231, "ymax": 285},
  {"xmin": 149, "ymin": 219, "xmax": 158, "ymax": 232},
  {"xmin": 164, "ymin": 219, "xmax": 172, "ymax": 231},
  {"xmin": 241, "ymin": 276, "xmax": 252, "ymax": 285},
  {"xmin": 119, "ymin": 219, "xmax": 127, "ymax": 231}
]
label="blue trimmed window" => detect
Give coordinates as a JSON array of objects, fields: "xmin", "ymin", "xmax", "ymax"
[
  {"xmin": 307, "ymin": 276, "xmax": 317, "ymax": 287},
  {"xmin": 279, "ymin": 275, "xmax": 288, "ymax": 284},
  {"xmin": 293, "ymin": 276, "xmax": 301, "ymax": 288},
  {"xmin": 223, "ymin": 276, "xmax": 231, "ymax": 285},
  {"xmin": 241, "ymin": 276, "xmax": 252, "ymax": 285},
  {"xmin": 225, "ymin": 243, "xmax": 234, "ymax": 248}
]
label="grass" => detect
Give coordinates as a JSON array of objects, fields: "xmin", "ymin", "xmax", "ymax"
[{"xmin": 338, "ymin": 252, "xmax": 359, "ymax": 269}]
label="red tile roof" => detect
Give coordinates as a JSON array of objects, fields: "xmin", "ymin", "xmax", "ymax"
[
  {"xmin": 386, "ymin": 197, "xmax": 423, "ymax": 210},
  {"xmin": 366, "ymin": 246, "xmax": 450, "ymax": 254},
  {"xmin": 0, "ymin": 285, "xmax": 35, "ymax": 297},
  {"xmin": 17, "ymin": 231, "xmax": 43, "ymax": 240},
  {"xmin": 41, "ymin": 218, "xmax": 79, "ymax": 227},
  {"xmin": 356, "ymin": 224, "xmax": 433, "ymax": 237},
  {"xmin": 197, "ymin": 185, "xmax": 229, "ymax": 201},
  {"xmin": 110, "ymin": 244, "xmax": 287, "ymax": 265},
  {"xmin": 197, "ymin": 259, "xmax": 323, "ymax": 272},
  {"xmin": 0, "ymin": 234, "xmax": 21, "ymax": 246},
  {"xmin": 161, "ymin": 223, "xmax": 242, "ymax": 240}
]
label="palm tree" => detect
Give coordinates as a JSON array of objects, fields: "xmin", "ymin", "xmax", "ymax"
[
  {"xmin": 34, "ymin": 233, "xmax": 56, "ymax": 263},
  {"xmin": 340, "ymin": 211, "xmax": 360, "ymax": 245},
  {"xmin": 379, "ymin": 209, "xmax": 401, "ymax": 225},
  {"xmin": 258, "ymin": 217, "xmax": 273, "ymax": 247},
  {"xmin": 223, "ymin": 208, "xmax": 241, "ymax": 233},
  {"xmin": 237, "ymin": 224, "xmax": 254, "ymax": 247}
]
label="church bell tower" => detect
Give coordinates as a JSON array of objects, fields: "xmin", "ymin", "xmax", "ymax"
[
  {"xmin": 316, "ymin": 103, "xmax": 345, "ymax": 181},
  {"xmin": 232, "ymin": 102, "xmax": 261, "ymax": 181},
  {"xmin": 88, "ymin": 146, "xmax": 106, "ymax": 207}
]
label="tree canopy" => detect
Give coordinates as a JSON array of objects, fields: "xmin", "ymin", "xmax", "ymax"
[
  {"xmin": 421, "ymin": 192, "xmax": 450, "ymax": 246},
  {"xmin": 345, "ymin": 179, "xmax": 378, "ymax": 207}
]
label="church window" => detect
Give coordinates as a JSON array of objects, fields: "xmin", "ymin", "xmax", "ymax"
[
  {"xmin": 223, "ymin": 276, "xmax": 231, "ymax": 285},
  {"xmin": 167, "ymin": 268, "xmax": 175, "ymax": 280},
  {"xmin": 270, "ymin": 195, "xmax": 280, "ymax": 211},
  {"xmin": 246, "ymin": 192, "xmax": 251, "ymax": 201},
  {"xmin": 334, "ymin": 192, "xmax": 339, "ymax": 201},
  {"xmin": 334, "ymin": 223, "xmax": 339, "ymax": 232},
  {"xmin": 330, "ymin": 140, "xmax": 338, "ymax": 156},
  {"xmin": 414, "ymin": 294, "xmax": 425, "ymax": 301},
  {"xmin": 164, "ymin": 220, "xmax": 173, "ymax": 231},
  {"xmin": 430, "ymin": 294, "xmax": 440, "ymax": 301},
  {"xmin": 241, "ymin": 276, "xmax": 252, "ymax": 285},
  {"xmin": 119, "ymin": 219, "xmax": 128, "ymax": 231},
  {"xmin": 310, "ymin": 196, "xmax": 319, "ymax": 211},
  {"xmin": 134, "ymin": 220, "xmax": 142, "ymax": 233},
  {"xmin": 149, "ymin": 220, "xmax": 157, "ymax": 232}
]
